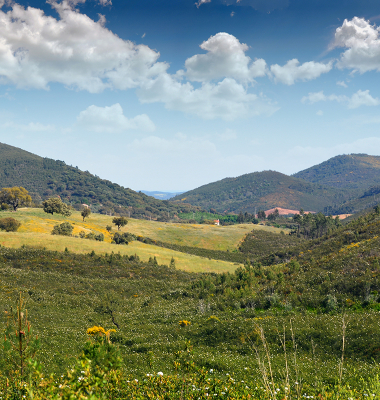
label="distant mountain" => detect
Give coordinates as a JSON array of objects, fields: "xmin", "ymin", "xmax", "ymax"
[
  {"xmin": 0, "ymin": 142, "xmax": 198, "ymax": 219},
  {"xmin": 141, "ymin": 190, "xmax": 184, "ymax": 200},
  {"xmin": 293, "ymin": 154, "xmax": 380, "ymax": 193},
  {"xmin": 171, "ymin": 170, "xmax": 347, "ymax": 214}
]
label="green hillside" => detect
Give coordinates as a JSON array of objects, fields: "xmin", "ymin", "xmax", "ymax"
[
  {"xmin": 0, "ymin": 142, "xmax": 198, "ymax": 219},
  {"xmin": 172, "ymin": 170, "xmax": 347, "ymax": 213},
  {"xmin": 293, "ymin": 153, "xmax": 380, "ymax": 192}
]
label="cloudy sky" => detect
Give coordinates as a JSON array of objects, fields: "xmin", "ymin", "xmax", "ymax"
[{"xmin": 1, "ymin": 0, "xmax": 380, "ymax": 191}]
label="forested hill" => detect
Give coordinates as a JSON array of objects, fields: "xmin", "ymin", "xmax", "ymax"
[
  {"xmin": 171, "ymin": 170, "xmax": 347, "ymax": 213},
  {"xmin": 0, "ymin": 142, "xmax": 198, "ymax": 219},
  {"xmin": 293, "ymin": 154, "xmax": 380, "ymax": 193}
]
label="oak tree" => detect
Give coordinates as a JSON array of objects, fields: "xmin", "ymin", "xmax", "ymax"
[{"xmin": 0, "ymin": 187, "xmax": 32, "ymax": 211}]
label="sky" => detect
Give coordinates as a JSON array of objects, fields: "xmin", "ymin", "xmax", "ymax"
[{"xmin": 1, "ymin": 0, "xmax": 380, "ymax": 191}]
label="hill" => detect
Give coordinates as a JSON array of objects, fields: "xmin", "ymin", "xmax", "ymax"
[
  {"xmin": 0, "ymin": 142, "xmax": 198, "ymax": 219},
  {"xmin": 171, "ymin": 170, "xmax": 346, "ymax": 213},
  {"xmin": 293, "ymin": 153, "xmax": 380, "ymax": 192}
]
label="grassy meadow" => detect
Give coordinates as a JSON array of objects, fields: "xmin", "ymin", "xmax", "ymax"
[
  {"xmin": 0, "ymin": 208, "xmax": 261, "ymax": 273},
  {"xmin": 2, "ymin": 207, "xmax": 380, "ymax": 398}
]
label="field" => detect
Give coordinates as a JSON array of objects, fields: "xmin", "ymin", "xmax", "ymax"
[{"xmin": 0, "ymin": 208, "xmax": 290, "ymax": 273}]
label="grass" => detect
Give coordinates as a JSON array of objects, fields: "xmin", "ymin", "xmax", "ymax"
[
  {"xmin": 2, "ymin": 209, "xmax": 380, "ymax": 398},
  {"xmin": 9, "ymin": 208, "xmax": 287, "ymax": 250},
  {"xmin": 0, "ymin": 208, "xmax": 245, "ymax": 273}
]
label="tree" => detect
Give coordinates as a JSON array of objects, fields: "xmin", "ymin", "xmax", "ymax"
[
  {"xmin": 0, "ymin": 187, "xmax": 32, "ymax": 211},
  {"xmin": 267, "ymin": 208, "xmax": 279, "ymax": 221},
  {"xmin": 257, "ymin": 210, "xmax": 266, "ymax": 220},
  {"xmin": 43, "ymin": 197, "xmax": 71, "ymax": 216},
  {"xmin": 81, "ymin": 207, "xmax": 91, "ymax": 221},
  {"xmin": 112, "ymin": 216, "xmax": 128, "ymax": 230}
]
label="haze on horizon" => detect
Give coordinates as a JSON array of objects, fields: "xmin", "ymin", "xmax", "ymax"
[{"xmin": 0, "ymin": 0, "xmax": 380, "ymax": 192}]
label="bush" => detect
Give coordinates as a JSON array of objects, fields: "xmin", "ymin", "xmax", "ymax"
[
  {"xmin": 51, "ymin": 222, "xmax": 73, "ymax": 236},
  {"xmin": 112, "ymin": 232, "xmax": 131, "ymax": 245},
  {"xmin": 79, "ymin": 231, "xmax": 104, "ymax": 241},
  {"xmin": 0, "ymin": 217, "xmax": 21, "ymax": 232}
]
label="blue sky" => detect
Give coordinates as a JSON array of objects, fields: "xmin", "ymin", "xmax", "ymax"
[{"xmin": 1, "ymin": 0, "xmax": 380, "ymax": 191}]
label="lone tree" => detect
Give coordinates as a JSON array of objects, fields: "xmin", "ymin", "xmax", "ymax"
[
  {"xmin": 42, "ymin": 197, "xmax": 71, "ymax": 216},
  {"xmin": 0, "ymin": 187, "xmax": 32, "ymax": 211},
  {"xmin": 112, "ymin": 216, "xmax": 128, "ymax": 230},
  {"xmin": 81, "ymin": 207, "xmax": 91, "ymax": 221}
]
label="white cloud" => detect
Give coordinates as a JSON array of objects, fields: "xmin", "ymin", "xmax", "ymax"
[
  {"xmin": 301, "ymin": 89, "xmax": 380, "ymax": 109},
  {"xmin": 76, "ymin": 103, "xmax": 156, "ymax": 133},
  {"xmin": 331, "ymin": 17, "xmax": 380, "ymax": 73},
  {"xmin": 301, "ymin": 91, "xmax": 347, "ymax": 104},
  {"xmin": 230, "ymin": 11, "xmax": 235, "ymax": 17},
  {"xmin": 348, "ymin": 89, "xmax": 380, "ymax": 108},
  {"xmin": 138, "ymin": 75, "xmax": 278, "ymax": 120},
  {"xmin": 0, "ymin": 1, "xmax": 168, "ymax": 92},
  {"xmin": 98, "ymin": 0, "xmax": 112, "ymax": 5},
  {"xmin": 270, "ymin": 59, "xmax": 333, "ymax": 85},
  {"xmin": 316, "ymin": 110, "xmax": 323, "ymax": 116},
  {"xmin": 184, "ymin": 33, "xmax": 267, "ymax": 83},
  {"xmin": 337, "ymin": 80, "xmax": 348, "ymax": 88},
  {"xmin": 195, "ymin": 0, "xmax": 211, "ymax": 8}
]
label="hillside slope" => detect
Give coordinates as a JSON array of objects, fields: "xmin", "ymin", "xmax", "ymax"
[
  {"xmin": 293, "ymin": 153, "xmax": 380, "ymax": 192},
  {"xmin": 171, "ymin": 170, "xmax": 346, "ymax": 213},
  {"xmin": 0, "ymin": 142, "xmax": 198, "ymax": 219}
]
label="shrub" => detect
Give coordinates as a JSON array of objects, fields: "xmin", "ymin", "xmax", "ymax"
[
  {"xmin": 112, "ymin": 232, "xmax": 132, "ymax": 244},
  {"xmin": 0, "ymin": 217, "xmax": 21, "ymax": 232},
  {"xmin": 51, "ymin": 222, "xmax": 73, "ymax": 236}
]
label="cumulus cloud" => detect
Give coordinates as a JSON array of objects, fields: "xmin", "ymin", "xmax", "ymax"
[
  {"xmin": 270, "ymin": 59, "xmax": 333, "ymax": 85},
  {"xmin": 331, "ymin": 17, "xmax": 380, "ymax": 73},
  {"xmin": 348, "ymin": 90, "xmax": 380, "ymax": 108},
  {"xmin": 301, "ymin": 89, "xmax": 380, "ymax": 109},
  {"xmin": 98, "ymin": 0, "xmax": 112, "ymax": 5},
  {"xmin": 76, "ymin": 103, "xmax": 156, "ymax": 133},
  {"xmin": 184, "ymin": 33, "xmax": 267, "ymax": 82},
  {"xmin": 138, "ymin": 75, "xmax": 278, "ymax": 120},
  {"xmin": 0, "ymin": 1, "xmax": 168, "ymax": 92}
]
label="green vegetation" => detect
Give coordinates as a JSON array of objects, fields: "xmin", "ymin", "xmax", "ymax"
[
  {"xmin": 2, "ymin": 204, "xmax": 380, "ymax": 397},
  {"xmin": 294, "ymin": 153, "xmax": 380, "ymax": 192},
  {"xmin": 42, "ymin": 197, "xmax": 72, "ymax": 216},
  {"xmin": 51, "ymin": 221, "xmax": 74, "ymax": 236},
  {"xmin": 171, "ymin": 170, "xmax": 347, "ymax": 214}
]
